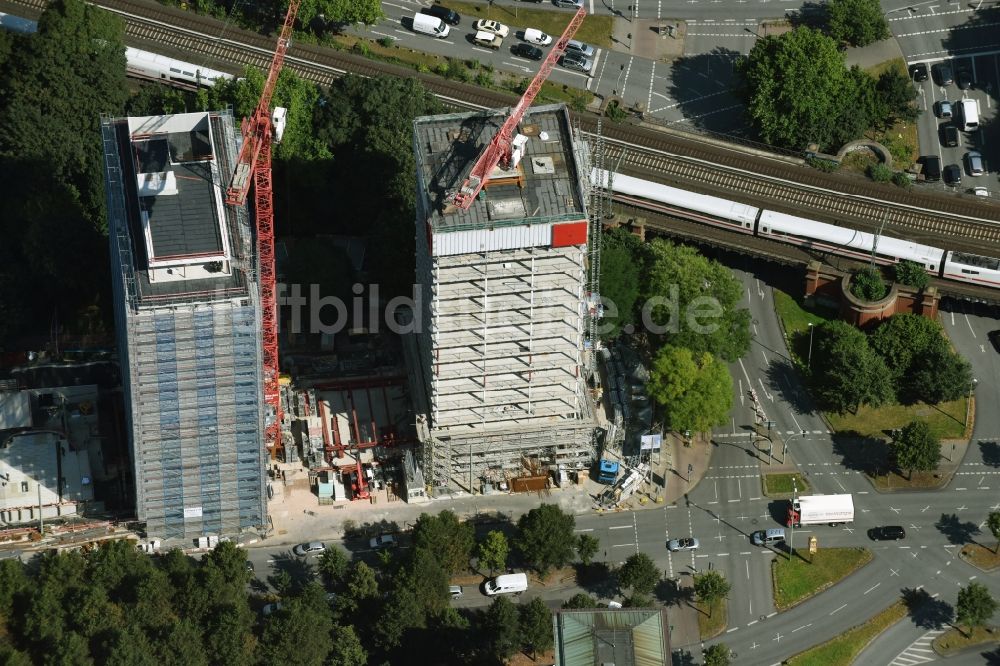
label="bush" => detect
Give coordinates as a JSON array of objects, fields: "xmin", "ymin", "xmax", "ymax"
[
  {"xmin": 465, "ymin": 58, "xmax": 480, "ymax": 70},
  {"xmin": 851, "ymin": 266, "xmax": 888, "ymax": 301},
  {"xmin": 351, "ymin": 41, "xmax": 372, "ymax": 57},
  {"xmin": 606, "ymin": 100, "xmax": 628, "ymax": 123},
  {"xmin": 570, "ymin": 92, "xmax": 589, "ymax": 113},
  {"xmin": 475, "ymin": 70, "xmax": 493, "ymax": 87},
  {"xmin": 416, "ymin": 63, "xmax": 431, "ymax": 74},
  {"xmin": 807, "ymin": 156, "xmax": 840, "ymax": 172},
  {"xmin": 867, "ymin": 163, "xmax": 893, "ymax": 182},
  {"xmin": 892, "ymin": 171, "xmax": 911, "ymax": 188},
  {"xmin": 377, "ymin": 36, "xmax": 394, "ymax": 48},
  {"xmin": 482, "ymin": 62, "xmax": 495, "ymax": 73},
  {"xmin": 892, "ymin": 260, "xmax": 929, "ymax": 289},
  {"xmin": 882, "ymin": 133, "xmax": 914, "ymax": 167}
]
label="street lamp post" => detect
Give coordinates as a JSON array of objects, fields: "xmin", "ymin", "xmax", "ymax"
[
  {"xmin": 780, "ymin": 430, "xmax": 807, "ymax": 464},
  {"xmin": 614, "ymin": 64, "xmax": 625, "ymax": 96},
  {"xmin": 807, "ymin": 323, "xmax": 815, "ymax": 369},
  {"xmin": 964, "ymin": 378, "xmax": 978, "ymax": 434}
]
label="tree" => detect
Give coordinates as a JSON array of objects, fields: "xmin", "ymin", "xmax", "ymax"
[
  {"xmin": 599, "ymin": 228, "xmax": 644, "ymax": 338},
  {"xmin": 477, "ymin": 531, "xmax": 509, "ymax": 576},
  {"xmin": 741, "ymin": 28, "xmax": 883, "ymax": 151},
  {"xmin": 345, "ymin": 562, "xmax": 380, "ymax": 607},
  {"xmin": 483, "ymin": 596, "xmax": 520, "ymax": 662},
  {"xmin": 576, "ymin": 534, "xmax": 600, "ymax": 566},
  {"xmin": 617, "ymin": 553, "xmax": 661, "ymax": 596},
  {"xmin": 869, "ymin": 313, "xmax": 947, "ymax": 381},
  {"xmin": 826, "ymin": 0, "xmax": 889, "ymax": 46},
  {"xmin": 520, "ymin": 597, "xmax": 554, "ymax": 659},
  {"xmin": 851, "ymin": 266, "xmax": 887, "ymax": 301},
  {"xmin": 987, "ymin": 511, "xmax": 1000, "ymax": 554},
  {"xmin": 876, "ymin": 68, "xmax": 919, "ymax": 126},
  {"xmin": 892, "ymin": 420, "xmax": 941, "ymax": 479},
  {"xmin": 644, "ymin": 240, "xmax": 751, "ymax": 361},
  {"xmin": 893, "ymin": 260, "xmax": 929, "ymax": 289},
  {"xmin": 907, "ymin": 344, "xmax": 973, "ymax": 405},
  {"xmin": 812, "ymin": 320, "xmax": 894, "ymax": 413},
  {"xmin": 647, "ymin": 345, "xmax": 733, "ymax": 433},
  {"xmin": 259, "ymin": 598, "xmax": 335, "ymax": 666},
  {"xmin": 299, "ymin": 0, "xmax": 383, "ymax": 28},
  {"xmin": 317, "ymin": 545, "xmax": 350, "ymax": 588},
  {"xmin": 693, "ymin": 571, "xmax": 731, "ymax": 618},
  {"xmin": 157, "ymin": 619, "xmax": 208, "ymax": 666},
  {"xmin": 955, "ymin": 582, "xmax": 998, "ymax": 637},
  {"xmin": 562, "ymin": 593, "xmax": 599, "ymax": 609},
  {"xmin": 412, "ymin": 510, "xmax": 475, "ymax": 576},
  {"xmin": 703, "ymin": 643, "xmax": 732, "ymax": 666},
  {"xmin": 327, "ymin": 624, "xmax": 367, "ymax": 666},
  {"xmin": 516, "ymin": 504, "xmax": 577, "ymax": 575}
]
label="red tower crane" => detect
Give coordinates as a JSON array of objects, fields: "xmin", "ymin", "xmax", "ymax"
[
  {"xmin": 452, "ymin": 6, "xmax": 587, "ymax": 209},
  {"xmin": 225, "ymin": 0, "xmax": 301, "ymax": 457}
]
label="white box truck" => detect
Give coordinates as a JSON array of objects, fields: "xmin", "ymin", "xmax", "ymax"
[{"xmin": 787, "ymin": 494, "xmax": 854, "ymax": 527}]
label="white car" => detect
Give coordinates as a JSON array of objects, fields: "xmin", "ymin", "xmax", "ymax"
[
  {"xmin": 523, "ymin": 28, "xmax": 552, "ymax": 45},
  {"xmin": 369, "ymin": 534, "xmax": 397, "ymax": 549},
  {"xmin": 261, "ymin": 602, "xmax": 283, "ymax": 616},
  {"xmin": 667, "ymin": 537, "xmax": 700, "ymax": 552},
  {"xmin": 292, "ymin": 541, "xmax": 326, "ymax": 556},
  {"xmin": 972, "ymin": 187, "xmax": 989, "ymax": 197},
  {"xmin": 473, "ymin": 19, "xmax": 509, "ymax": 38}
]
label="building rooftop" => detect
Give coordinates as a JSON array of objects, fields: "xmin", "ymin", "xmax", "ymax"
[
  {"xmin": 413, "ymin": 104, "xmax": 586, "ymax": 232},
  {"xmin": 108, "ymin": 111, "xmax": 250, "ymax": 305},
  {"xmin": 554, "ymin": 609, "xmax": 670, "ymax": 666}
]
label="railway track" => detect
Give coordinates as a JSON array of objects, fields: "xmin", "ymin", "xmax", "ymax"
[{"xmin": 5, "ymin": 0, "xmax": 1000, "ymax": 259}]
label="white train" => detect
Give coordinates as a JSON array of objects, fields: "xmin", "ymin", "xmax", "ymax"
[
  {"xmin": 593, "ymin": 170, "xmax": 1000, "ymax": 290},
  {"xmin": 0, "ymin": 12, "xmax": 233, "ymax": 88}
]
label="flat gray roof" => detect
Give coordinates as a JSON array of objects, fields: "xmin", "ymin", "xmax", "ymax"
[{"xmin": 414, "ymin": 104, "xmax": 586, "ymax": 231}]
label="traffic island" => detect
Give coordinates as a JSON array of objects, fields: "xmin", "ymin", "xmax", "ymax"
[
  {"xmin": 785, "ymin": 600, "xmax": 907, "ymax": 666},
  {"xmin": 959, "ymin": 542, "xmax": 1000, "ymax": 573},
  {"xmin": 772, "ymin": 547, "xmax": 872, "ymax": 610},
  {"xmin": 696, "ymin": 598, "xmax": 728, "ymax": 640},
  {"xmin": 933, "ymin": 626, "xmax": 1000, "ymax": 656},
  {"xmin": 762, "ymin": 472, "xmax": 809, "ymax": 497}
]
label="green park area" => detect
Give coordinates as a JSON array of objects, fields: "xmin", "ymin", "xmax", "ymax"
[
  {"xmin": 826, "ymin": 400, "xmax": 967, "ymax": 441},
  {"xmin": 933, "ymin": 626, "xmax": 1000, "ymax": 655},
  {"xmin": 772, "ymin": 547, "xmax": 872, "ymax": 610},
  {"xmin": 786, "ymin": 601, "xmax": 907, "ymax": 666},
  {"xmin": 762, "ymin": 472, "xmax": 808, "ymax": 496},
  {"xmin": 438, "ymin": 1, "xmax": 615, "ymax": 48},
  {"xmin": 696, "ymin": 599, "xmax": 728, "ymax": 640}
]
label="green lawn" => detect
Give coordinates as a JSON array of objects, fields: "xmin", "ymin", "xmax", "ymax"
[
  {"xmin": 933, "ymin": 625, "xmax": 1000, "ymax": 655},
  {"xmin": 786, "ymin": 600, "xmax": 908, "ymax": 666},
  {"xmin": 826, "ymin": 399, "xmax": 967, "ymax": 440},
  {"xmin": 763, "ymin": 473, "xmax": 809, "ymax": 496},
  {"xmin": 772, "ymin": 548, "xmax": 872, "ymax": 610},
  {"xmin": 772, "ymin": 289, "xmax": 834, "ymax": 367},
  {"xmin": 696, "ymin": 599, "xmax": 728, "ymax": 640},
  {"xmin": 435, "ymin": 1, "xmax": 615, "ymax": 48}
]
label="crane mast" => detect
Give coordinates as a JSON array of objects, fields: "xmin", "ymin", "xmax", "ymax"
[
  {"xmin": 225, "ymin": 0, "xmax": 301, "ymax": 457},
  {"xmin": 452, "ymin": 6, "xmax": 587, "ymax": 209}
]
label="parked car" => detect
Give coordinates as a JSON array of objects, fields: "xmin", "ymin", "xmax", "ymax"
[
  {"xmin": 369, "ymin": 534, "xmax": 397, "ymax": 549},
  {"xmin": 245, "ymin": 560, "xmax": 255, "ymax": 573},
  {"xmin": 941, "ymin": 125, "xmax": 959, "ymax": 147},
  {"xmin": 909, "ymin": 63, "xmax": 928, "ymax": 81},
  {"xmin": 473, "ymin": 31, "xmax": 503, "ymax": 49},
  {"xmin": 944, "ymin": 163, "xmax": 962, "ymax": 185},
  {"xmin": 957, "ymin": 69, "xmax": 973, "ymax": 89},
  {"xmin": 419, "ymin": 4, "xmax": 460, "ymax": 25},
  {"xmin": 565, "ymin": 39, "xmax": 596, "ymax": 58},
  {"xmin": 921, "ymin": 155, "xmax": 942, "ymax": 181},
  {"xmin": 523, "ymin": 28, "xmax": 552, "ymax": 45},
  {"xmin": 511, "ymin": 43, "xmax": 543, "ymax": 60},
  {"xmin": 472, "ymin": 18, "xmax": 509, "ymax": 38},
  {"xmin": 965, "ymin": 151, "xmax": 985, "ymax": 176},
  {"xmin": 667, "ymin": 537, "xmax": 700, "ymax": 551},
  {"xmin": 973, "ymin": 187, "xmax": 990, "ymax": 198},
  {"xmin": 560, "ymin": 52, "xmax": 593, "ymax": 73},
  {"xmin": 937, "ymin": 99, "xmax": 952, "ymax": 119},
  {"xmin": 554, "ymin": 0, "xmax": 584, "ymax": 7},
  {"xmin": 262, "ymin": 602, "xmax": 283, "ymax": 616},
  {"xmin": 292, "ymin": 541, "xmax": 326, "ymax": 556},
  {"xmin": 449, "ymin": 585, "xmax": 464, "ymax": 599},
  {"xmin": 934, "ymin": 63, "xmax": 953, "ymax": 86},
  {"xmin": 868, "ymin": 526, "xmax": 906, "ymax": 541}
]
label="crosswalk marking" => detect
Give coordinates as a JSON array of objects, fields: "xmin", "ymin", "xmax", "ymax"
[{"xmin": 888, "ymin": 629, "xmax": 944, "ymax": 665}]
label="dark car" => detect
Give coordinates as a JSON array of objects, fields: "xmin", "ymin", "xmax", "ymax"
[
  {"xmin": 910, "ymin": 63, "xmax": 928, "ymax": 82},
  {"xmin": 933, "ymin": 63, "xmax": 953, "ymax": 86},
  {"xmin": 941, "ymin": 124, "xmax": 959, "ymax": 147},
  {"xmin": 989, "ymin": 330, "xmax": 1000, "ymax": 353},
  {"xmin": 511, "ymin": 43, "xmax": 543, "ymax": 61},
  {"xmin": 868, "ymin": 526, "xmax": 906, "ymax": 541},
  {"xmin": 419, "ymin": 4, "xmax": 460, "ymax": 25},
  {"xmin": 956, "ymin": 69, "xmax": 973, "ymax": 89},
  {"xmin": 944, "ymin": 163, "xmax": 962, "ymax": 185},
  {"xmin": 921, "ymin": 155, "xmax": 941, "ymax": 181}
]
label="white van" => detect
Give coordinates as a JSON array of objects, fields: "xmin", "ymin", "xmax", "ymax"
[
  {"xmin": 484, "ymin": 573, "xmax": 528, "ymax": 596},
  {"xmin": 412, "ymin": 12, "xmax": 450, "ymax": 38},
  {"xmin": 958, "ymin": 98, "xmax": 979, "ymax": 132}
]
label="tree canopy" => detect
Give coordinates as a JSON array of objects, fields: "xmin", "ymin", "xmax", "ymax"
[
  {"xmin": 988, "ymin": 511, "xmax": 1000, "ymax": 554},
  {"xmin": 644, "ymin": 240, "xmax": 751, "ymax": 361},
  {"xmin": 412, "ymin": 510, "xmax": 475, "ymax": 576},
  {"xmin": 617, "ymin": 553, "xmax": 661, "ymax": 596},
  {"xmin": 519, "ymin": 597, "xmax": 554, "ymax": 659},
  {"xmin": 694, "ymin": 571, "xmax": 731, "ymax": 618},
  {"xmin": 516, "ymin": 504, "xmax": 577, "ymax": 574},
  {"xmin": 825, "ymin": 0, "xmax": 890, "ymax": 46},
  {"xmin": 477, "ymin": 530, "xmax": 509, "ymax": 576},
  {"xmin": 892, "ymin": 420, "xmax": 941, "ymax": 478},
  {"xmin": 892, "ymin": 260, "xmax": 930, "ymax": 290},
  {"xmin": 576, "ymin": 533, "xmax": 600, "ymax": 566},
  {"xmin": 703, "ymin": 643, "xmax": 732, "ymax": 666},
  {"xmin": 647, "ymin": 345, "xmax": 733, "ymax": 432},
  {"xmin": 599, "ymin": 228, "xmax": 644, "ymax": 338},
  {"xmin": 811, "ymin": 320, "xmax": 894, "ymax": 412},
  {"xmin": 955, "ymin": 582, "xmax": 998, "ymax": 635}
]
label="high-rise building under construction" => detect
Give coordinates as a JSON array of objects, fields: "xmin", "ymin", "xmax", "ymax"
[
  {"xmin": 101, "ymin": 111, "xmax": 266, "ymax": 540},
  {"xmin": 412, "ymin": 104, "xmax": 597, "ymax": 494}
]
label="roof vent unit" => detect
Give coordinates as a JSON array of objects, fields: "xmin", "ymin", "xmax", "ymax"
[{"xmin": 272, "ymin": 107, "xmax": 288, "ymax": 143}]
